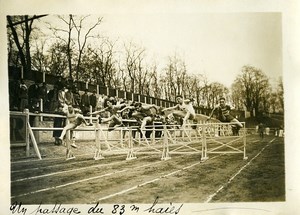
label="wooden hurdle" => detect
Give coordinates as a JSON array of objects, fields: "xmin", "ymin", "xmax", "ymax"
[
  {"xmin": 161, "ymin": 125, "xmax": 171, "ymax": 160},
  {"xmin": 94, "ymin": 119, "xmax": 105, "ymax": 160},
  {"xmin": 158, "ymin": 121, "xmax": 247, "ymax": 161},
  {"xmin": 126, "ymin": 127, "xmax": 137, "ymax": 160},
  {"xmin": 22, "ymin": 111, "xmax": 99, "ymax": 160},
  {"xmin": 201, "ymin": 122, "xmax": 248, "ymax": 160},
  {"xmin": 11, "ymin": 111, "xmax": 248, "ymax": 161},
  {"xmin": 10, "ymin": 110, "xmax": 31, "ymax": 157},
  {"xmin": 160, "ymin": 122, "xmax": 202, "ymax": 156},
  {"xmin": 20, "ymin": 112, "xmax": 166, "ymax": 160}
]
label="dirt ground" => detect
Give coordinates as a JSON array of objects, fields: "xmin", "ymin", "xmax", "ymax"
[{"xmin": 10, "ymin": 133, "xmax": 285, "ymax": 205}]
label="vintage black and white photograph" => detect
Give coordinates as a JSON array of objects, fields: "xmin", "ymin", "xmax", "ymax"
[{"xmin": 1, "ymin": 1, "xmax": 300, "ymax": 214}]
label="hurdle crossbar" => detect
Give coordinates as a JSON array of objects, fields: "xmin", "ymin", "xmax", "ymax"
[{"xmin": 201, "ymin": 122, "xmax": 247, "ymax": 160}]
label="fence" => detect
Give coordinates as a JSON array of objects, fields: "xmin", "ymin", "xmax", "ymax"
[{"xmin": 8, "ymin": 66, "xmax": 245, "ymax": 117}]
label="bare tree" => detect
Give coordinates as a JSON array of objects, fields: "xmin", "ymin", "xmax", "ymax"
[
  {"xmin": 184, "ymin": 74, "xmax": 207, "ymax": 107},
  {"xmin": 145, "ymin": 62, "xmax": 160, "ymax": 97},
  {"xmin": 48, "ymin": 15, "xmax": 102, "ymax": 80},
  {"xmin": 7, "ymin": 31, "xmax": 20, "ymax": 67},
  {"xmin": 31, "ymin": 36, "xmax": 48, "ymax": 73},
  {"xmin": 199, "ymin": 75, "xmax": 211, "ymax": 108},
  {"xmin": 122, "ymin": 42, "xmax": 146, "ymax": 93},
  {"xmin": 231, "ymin": 81, "xmax": 244, "ymax": 111},
  {"xmin": 7, "ymin": 15, "xmax": 36, "ymax": 77},
  {"xmin": 81, "ymin": 37, "xmax": 118, "ymax": 87},
  {"xmin": 48, "ymin": 15, "xmax": 75, "ymax": 78},
  {"xmin": 70, "ymin": 15, "xmax": 103, "ymax": 81},
  {"xmin": 277, "ymin": 76, "xmax": 284, "ymax": 112},
  {"xmin": 232, "ymin": 65, "xmax": 270, "ymax": 117},
  {"xmin": 269, "ymin": 76, "xmax": 284, "ymax": 113},
  {"xmin": 160, "ymin": 54, "xmax": 187, "ymax": 101},
  {"xmin": 44, "ymin": 42, "xmax": 69, "ymax": 76},
  {"xmin": 206, "ymin": 82, "xmax": 228, "ymax": 108}
]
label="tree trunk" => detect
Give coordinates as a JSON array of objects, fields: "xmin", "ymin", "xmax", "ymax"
[{"xmin": 67, "ymin": 15, "xmax": 73, "ymax": 79}]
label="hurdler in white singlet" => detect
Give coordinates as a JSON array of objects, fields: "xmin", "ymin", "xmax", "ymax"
[{"xmin": 179, "ymin": 101, "xmax": 195, "ymax": 116}]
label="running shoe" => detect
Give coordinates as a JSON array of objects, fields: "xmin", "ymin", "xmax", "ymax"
[
  {"xmin": 71, "ymin": 143, "xmax": 78, "ymax": 148},
  {"xmin": 57, "ymin": 138, "xmax": 63, "ymax": 145},
  {"xmin": 66, "ymin": 155, "xmax": 76, "ymax": 160}
]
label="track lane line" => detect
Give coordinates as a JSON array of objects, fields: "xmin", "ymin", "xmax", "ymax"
[
  {"xmin": 11, "ymin": 154, "xmax": 127, "ymax": 173},
  {"xmin": 90, "ymin": 155, "xmax": 221, "ymax": 203},
  {"xmin": 10, "ymin": 160, "xmax": 163, "ymax": 199},
  {"xmin": 91, "ymin": 137, "xmax": 262, "ymax": 203},
  {"xmin": 11, "ymin": 160, "xmax": 127, "ymax": 182},
  {"xmin": 204, "ymin": 138, "xmax": 276, "ymax": 203},
  {"xmin": 11, "ymin": 137, "xmax": 264, "ymax": 201}
]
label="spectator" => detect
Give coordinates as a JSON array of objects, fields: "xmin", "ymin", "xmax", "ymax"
[
  {"xmin": 72, "ymin": 82, "xmax": 78, "ymax": 93},
  {"xmin": 9, "ymin": 79, "xmax": 20, "ymax": 111},
  {"xmin": 258, "ymin": 122, "xmax": 265, "ymax": 139},
  {"xmin": 54, "ymin": 76, "xmax": 65, "ymax": 91},
  {"xmin": 28, "ymin": 81, "xmax": 40, "ymax": 113},
  {"xmin": 48, "ymin": 85, "xmax": 59, "ymax": 113},
  {"xmin": 97, "ymin": 94, "xmax": 105, "ymax": 111},
  {"xmin": 53, "ymin": 85, "xmax": 67, "ymax": 145},
  {"xmin": 72, "ymin": 86, "xmax": 81, "ymax": 109},
  {"xmin": 18, "ymin": 79, "xmax": 28, "ymax": 112},
  {"xmin": 90, "ymin": 90, "xmax": 97, "ymax": 112},
  {"xmin": 65, "ymin": 87, "xmax": 74, "ymax": 106},
  {"xmin": 38, "ymin": 82, "xmax": 48, "ymax": 112},
  {"xmin": 65, "ymin": 78, "xmax": 74, "ymax": 91},
  {"xmin": 81, "ymin": 89, "xmax": 90, "ymax": 115},
  {"xmin": 58, "ymin": 86, "xmax": 67, "ymax": 107}
]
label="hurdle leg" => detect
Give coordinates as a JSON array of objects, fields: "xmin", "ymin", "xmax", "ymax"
[
  {"xmin": 126, "ymin": 128, "xmax": 137, "ymax": 160},
  {"xmin": 94, "ymin": 122, "xmax": 105, "ymax": 160},
  {"xmin": 161, "ymin": 125, "xmax": 171, "ymax": 161},
  {"xmin": 27, "ymin": 122, "xmax": 42, "ymax": 160},
  {"xmin": 141, "ymin": 129, "xmax": 150, "ymax": 146},
  {"xmin": 66, "ymin": 130, "xmax": 75, "ymax": 160},
  {"xmin": 100, "ymin": 127, "xmax": 111, "ymax": 150},
  {"xmin": 243, "ymin": 126, "xmax": 248, "ymax": 160},
  {"xmin": 151, "ymin": 125, "xmax": 155, "ymax": 145},
  {"xmin": 182, "ymin": 126, "xmax": 192, "ymax": 142},
  {"xmin": 25, "ymin": 110, "xmax": 30, "ymax": 157},
  {"xmin": 120, "ymin": 127, "xmax": 125, "ymax": 148},
  {"xmin": 201, "ymin": 124, "xmax": 208, "ymax": 161}
]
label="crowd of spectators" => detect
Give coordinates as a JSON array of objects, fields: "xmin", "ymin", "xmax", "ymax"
[
  {"xmin": 9, "ymin": 77, "xmax": 112, "ymax": 116},
  {"xmin": 9, "ymin": 77, "xmax": 127, "ymax": 146}
]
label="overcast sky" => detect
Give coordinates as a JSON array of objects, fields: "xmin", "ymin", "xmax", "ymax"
[
  {"xmin": 41, "ymin": 12, "xmax": 282, "ymax": 88},
  {"xmin": 100, "ymin": 12, "xmax": 282, "ymax": 87}
]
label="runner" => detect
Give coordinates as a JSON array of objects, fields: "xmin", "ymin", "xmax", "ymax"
[
  {"xmin": 88, "ymin": 97, "xmax": 126, "ymax": 131},
  {"xmin": 119, "ymin": 102, "xmax": 158, "ymax": 138},
  {"xmin": 207, "ymin": 97, "xmax": 243, "ymax": 128},
  {"xmin": 57, "ymin": 105, "xmax": 93, "ymax": 147},
  {"xmin": 162, "ymin": 95, "xmax": 196, "ymax": 126}
]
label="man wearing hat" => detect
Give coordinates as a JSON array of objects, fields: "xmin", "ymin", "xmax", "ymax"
[
  {"xmin": 81, "ymin": 89, "xmax": 90, "ymax": 115},
  {"xmin": 90, "ymin": 89, "xmax": 97, "ymax": 112}
]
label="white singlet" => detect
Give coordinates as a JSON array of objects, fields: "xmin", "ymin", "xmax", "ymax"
[{"xmin": 179, "ymin": 101, "xmax": 195, "ymax": 116}]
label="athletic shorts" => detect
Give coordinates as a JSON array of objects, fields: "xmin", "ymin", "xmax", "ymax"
[{"xmin": 220, "ymin": 115, "xmax": 235, "ymax": 122}]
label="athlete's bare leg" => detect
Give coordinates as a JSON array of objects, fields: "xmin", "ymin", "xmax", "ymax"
[
  {"xmin": 231, "ymin": 118, "xmax": 243, "ymax": 128},
  {"xmin": 58, "ymin": 123, "xmax": 77, "ymax": 146},
  {"xmin": 141, "ymin": 116, "xmax": 152, "ymax": 138}
]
